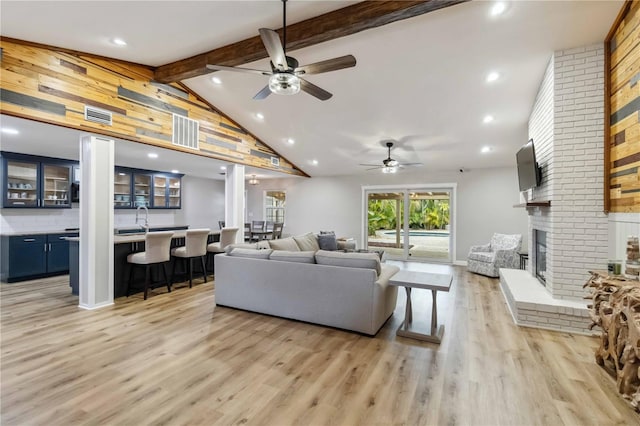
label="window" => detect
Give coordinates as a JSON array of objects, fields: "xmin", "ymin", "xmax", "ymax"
[{"xmin": 264, "ymin": 191, "xmax": 286, "ymax": 223}]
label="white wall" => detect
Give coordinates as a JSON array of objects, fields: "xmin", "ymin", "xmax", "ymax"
[
  {"xmin": 246, "ymin": 167, "xmax": 528, "ymax": 262},
  {"xmin": 1, "ymin": 175, "xmax": 225, "ymax": 233},
  {"xmin": 179, "ymin": 175, "xmax": 225, "ymax": 230}
]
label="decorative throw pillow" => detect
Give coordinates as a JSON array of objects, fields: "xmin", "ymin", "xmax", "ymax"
[
  {"xmin": 317, "ymin": 233, "xmax": 338, "ymax": 251},
  {"xmin": 269, "ymin": 237, "xmax": 300, "ymax": 251},
  {"xmin": 228, "ymin": 248, "xmax": 272, "ymax": 259},
  {"xmin": 320, "ymin": 230, "xmax": 335, "ymax": 235},
  {"xmin": 293, "ymin": 232, "xmax": 320, "ymax": 252},
  {"xmin": 269, "ymin": 250, "xmax": 316, "ymax": 264}
]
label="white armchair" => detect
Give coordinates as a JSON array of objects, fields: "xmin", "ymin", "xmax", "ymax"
[{"xmin": 467, "ymin": 233, "xmax": 522, "ymax": 277}]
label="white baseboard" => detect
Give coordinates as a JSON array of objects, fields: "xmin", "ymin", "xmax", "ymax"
[
  {"xmin": 453, "ymin": 260, "xmax": 467, "ymax": 266},
  {"xmin": 79, "ymin": 301, "xmax": 114, "ymax": 310}
]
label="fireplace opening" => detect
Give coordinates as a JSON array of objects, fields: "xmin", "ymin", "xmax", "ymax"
[{"xmin": 535, "ymin": 230, "xmax": 547, "ymax": 285}]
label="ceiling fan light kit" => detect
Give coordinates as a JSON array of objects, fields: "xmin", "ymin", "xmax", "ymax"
[
  {"xmin": 269, "ymin": 73, "xmax": 300, "ymax": 95},
  {"xmin": 206, "ymin": 0, "xmax": 355, "ymax": 101},
  {"xmin": 248, "ymin": 175, "xmax": 260, "ymax": 185}
]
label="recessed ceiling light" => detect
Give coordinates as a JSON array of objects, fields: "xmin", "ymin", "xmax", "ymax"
[
  {"xmin": 287, "ymin": 138, "xmax": 295, "ymax": 145},
  {"xmin": 312, "ymin": 159, "xmax": 318, "ymax": 166},
  {"xmin": 112, "ymin": 38, "xmax": 127, "ymax": 46},
  {"xmin": 481, "ymin": 146, "xmax": 492, "ymax": 153},
  {"xmin": 483, "ymin": 115, "xmax": 495, "ymax": 124},
  {"xmin": 1, "ymin": 128, "xmax": 19, "ymax": 135},
  {"xmin": 220, "ymin": 166, "xmax": 227, "ymax": 171},
  {"xmin": 118, "ymin": 172, "xmax": 126, "ymax": 176},
  {"xmin": 490, "ymin": 2, "xmax": 507, "ymax": 17},
  {"xmin": 255, "ymin": 113, "xmax": 264, "ymax": 120},
  {"xmin": 171, "ymin": 169, "xmax": 179, "ymax": 174},
  {"xmin": 486, "ymin": 71, "xmax": 500, "ymax": 83},
  {"xmin": 211, "ymin": 76, "xmax": 222, "ymax": 85},
  {"xmin": 147, "ymin": 153, "xmax": 158, "ymax": 159}
]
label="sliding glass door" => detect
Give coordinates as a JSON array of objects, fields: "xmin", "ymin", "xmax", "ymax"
[{"xmin": 365, "ymin": 186, "xmax": 453, "ymax": 263}]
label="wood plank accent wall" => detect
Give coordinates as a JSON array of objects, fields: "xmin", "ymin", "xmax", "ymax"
[
  {"xmin": 0, "ymin": 38, "xmax": 307, "ymax": 177},
  {"xmin": 606, "ymin": 0, "xmax": 640, "ymax": 212}
]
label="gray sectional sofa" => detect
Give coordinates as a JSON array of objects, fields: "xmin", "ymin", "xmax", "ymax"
[{"xmin": 214, "ymin": 233, "xmax": 399, "ymax": 335}]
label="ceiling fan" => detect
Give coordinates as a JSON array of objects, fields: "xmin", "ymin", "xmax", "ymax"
[
  {"xmin": 206, "ymin": 0, "xmax": 356, "ymax": 101},
  {"xmin": 359, "ymin": 142, "xmax": 423, "ymax": 174}
]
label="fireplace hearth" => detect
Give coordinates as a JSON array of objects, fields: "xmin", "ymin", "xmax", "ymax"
[{"xmin": 534, "ymin": 230, "xmax": 547, "ymax": 285}]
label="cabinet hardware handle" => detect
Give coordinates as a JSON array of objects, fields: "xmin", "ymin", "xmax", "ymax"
[
  {"xmin": 44, "ymin": 243, "xmax": 47, "ymax": 251},
  {"xmin": 23, "ymin": 238, "xmax": 35, "ymax": 242},
  {"xmin": 59, "ymin": 236, "xmax": 67, "ymax": 240},
  {"xmin": 49, "ymin": 243, "xmax": 52, "ymax": 251},
  {"xmin": 14, "ymin": 202, "xmax": 25, "ymax": 205}
]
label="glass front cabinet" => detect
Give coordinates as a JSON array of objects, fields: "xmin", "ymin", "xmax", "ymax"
[
  {"xmin": 152, "ymin": 175, "xmax": 182, "ymax": 209},
  {"xmin": 115, "ymin": 167, "xmax": 182, "ymax": 209},
  {"xmin": 2, "ymin": 153, "xmax": 72, "ymax": 208},
  {"xmin": 2, "ymin": 154, "xmax": 182, "ymax": 210}
]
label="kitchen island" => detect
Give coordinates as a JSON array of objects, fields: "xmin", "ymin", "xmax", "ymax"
[{"xmin": 68, "ymin": 227, "xmax": 220, "ymax": 297}]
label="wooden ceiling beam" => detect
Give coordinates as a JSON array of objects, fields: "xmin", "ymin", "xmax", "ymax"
[{"xmin": 154, "ymin": 0, "xmax": 468, "ymax": 83}]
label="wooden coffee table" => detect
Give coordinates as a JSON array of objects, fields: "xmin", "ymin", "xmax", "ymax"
[{"xmin": 389, "ymin": 270, "xmax": 453, "ymax": 343}]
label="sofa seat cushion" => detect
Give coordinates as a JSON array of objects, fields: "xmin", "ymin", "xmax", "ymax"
[
  {"xmin": 228, "ymin": 248, "xmax": 273, "ymax": 259},
  {"xmin": 468, "ymin": 251, "xmax": 495, "ymax": 263},
  {"xmin": 268, "ymin": 237, "xmax": 300, "ymax": 251},
  {"xmin": 315, "ymin": 249, "xmax": 381, "ymax": 275},
  {"xmin": 270, "ymin": 250, "xmax": 316, "ymax": 264},
  {"xmin": 293, "ymin": 232, "xmax": 320, "ymax": 252}
]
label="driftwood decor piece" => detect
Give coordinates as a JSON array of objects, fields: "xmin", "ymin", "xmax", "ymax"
[{"xmin": 584, "ymin": 271, "xmax": 640, "ymax": 411}]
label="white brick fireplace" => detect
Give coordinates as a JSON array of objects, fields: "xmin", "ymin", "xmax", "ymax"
[{"xmin": 501, "ymin": 44, "xmax": 608, "ymax": 334}]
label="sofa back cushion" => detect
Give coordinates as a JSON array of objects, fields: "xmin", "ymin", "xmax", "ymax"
[
  {"xmin": 315, "ymin": 249, "xmax": 381, "ymax": 275},
  {"xmin": 228, "ymin": 248, "xmax": 273, "ymax": 259},
  {"xmin": 224, "ymin": 242, "xmax": 257, "ymax": 254},
  {"xmin": 293, "ymin": 232, "xmax": 320, "ymax": 252},
  {"xmin": 490, "ymin": 233, "xmax": 522, "ymax": 251},
  {"xmin": 270, "ymin": 250, "xmax": 316, "ymax": 264},
  {"xmin": 269, "ymin": 237, "xmax": 300, "ymax": 251}
]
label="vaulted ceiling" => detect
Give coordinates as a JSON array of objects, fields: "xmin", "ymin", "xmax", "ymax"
[{"xmin": 0, "ymin": 1, "xmax": 623, "ymax": 179}]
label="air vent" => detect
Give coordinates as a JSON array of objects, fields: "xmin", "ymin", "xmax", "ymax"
[
  {"xmin": 172, "ymin": 114, "xmax": 199, "ymax": 150},
  {"xmin": 84, "ymin": 106, "xmax": 112, "ymax": 126},
  {"xmin": 270, "ymin": 157, "xmax": 280, "ymax": 166}
]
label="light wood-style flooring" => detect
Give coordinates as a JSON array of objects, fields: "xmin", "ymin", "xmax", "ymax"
[{"xmin": 1, "ymin": 264, "xmax": 638, "ymax": 425}]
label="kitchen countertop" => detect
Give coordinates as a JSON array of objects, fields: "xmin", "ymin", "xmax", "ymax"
[
  {"xmin": 1, "ymin": 229, "xmax": 79, "ymax": 237},
  {"xmin": 65, "ymin": 229, "xmax": 221, "ymax": 244}
]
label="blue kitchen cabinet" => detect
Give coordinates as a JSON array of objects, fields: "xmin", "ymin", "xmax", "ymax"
[
  {"xmin": 0, "ymin": 232, "xmax": 78, "ymax": 282},
  {"xmin": 46, "ymin": 233, "xmax": 73, "ymax": 274}
]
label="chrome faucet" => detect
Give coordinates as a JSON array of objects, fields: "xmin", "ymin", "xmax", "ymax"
[{"xmin": 135, "ymin": 205, "xmax": 149, "ymax": 232}]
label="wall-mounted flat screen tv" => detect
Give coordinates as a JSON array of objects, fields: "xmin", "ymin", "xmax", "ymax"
[{"xmin": 516, "ymin": 139, "xmax": 541, "ymax": 192}]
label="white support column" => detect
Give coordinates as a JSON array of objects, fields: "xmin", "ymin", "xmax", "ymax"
[
  {"xmin": 79, "ymin": 135, "xmax": 114, "ymax": 310},
  {"xmin": 225, "ymin": 164, "xmax": 245, "ymax": 243}
]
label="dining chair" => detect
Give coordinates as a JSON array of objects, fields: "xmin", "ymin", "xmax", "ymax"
[
  {"xmin": 251, "ymin": 220, "xmax": 266, "ymax": 242},
  {"xmin": 244, "ymin": 223, "xmax": 252, "ymax": 242},
  {"xmin": 272, "ymin": 222, "xmax": 284, "ymax": 240}
]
